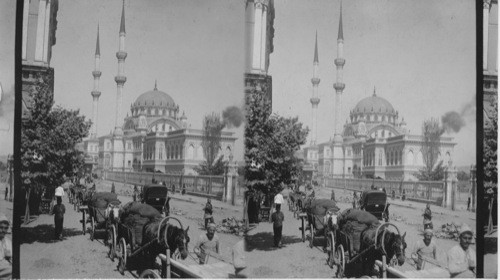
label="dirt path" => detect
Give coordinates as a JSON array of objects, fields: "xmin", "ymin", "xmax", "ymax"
[
  {"xmin": 20, "ymin": 180, "xmax": 243, "ymax": 278},
  {"xmin": 244, "ymin": 188, "xmax": 477, "ymax": 278}
]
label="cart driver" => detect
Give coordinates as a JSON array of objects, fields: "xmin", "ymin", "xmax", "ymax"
[
  {"xmin": 447, "ymin": 223, "xmax": 475, "ymax": 278},
  {"xmin": 194, "ymin": 223, "xmax": 220, "ymax": 265}
]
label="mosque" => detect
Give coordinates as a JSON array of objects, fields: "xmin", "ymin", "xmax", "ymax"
[
  {"xmin": 82, "ymin": 2, "xmax": 237, "ymax": 175},
  {"xmin": 299, "ymin": 4, "xmax": 456, "ymax": 181}
]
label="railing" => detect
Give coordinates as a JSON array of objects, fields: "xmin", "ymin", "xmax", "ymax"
[
  {"xmin": 105, "ymin": 171, "xmax": 226, "ymax": 199},
  {"xmin": 323, "ymin": 177, "xmax": 445, "ymax": 202}
]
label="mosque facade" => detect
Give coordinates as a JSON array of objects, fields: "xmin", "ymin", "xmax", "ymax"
[
  {"xmin": 300, "ymin": 3, "xmax": 456, "ymax": 181},
  {"xmin": 82, "ymin": 2, "xmax": 236, "ymax": 175}
]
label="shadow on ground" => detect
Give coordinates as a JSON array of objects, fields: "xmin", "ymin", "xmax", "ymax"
[
  {"xmin": 246, "ymin": 232, "xmax": 302, "ymax": 252},
  {"xmin": 20, "ymin": 224, "xmax": 83, "ymax": 244}
]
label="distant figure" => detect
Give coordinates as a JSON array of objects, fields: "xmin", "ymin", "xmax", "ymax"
[
  {"xmin": 172, "ymin": 184, "xmax": 176, "ymax": 194},
  {"xmin": 181, "ymin": 184, "xmax": 187, "ymax": 195},
  {"xmin": 423, "ymin": 203, "xmax": 433, "ymax": 230},
  {"xmin": 0, "ymin": 213, "xmax": 12, "ymax": 279},
  {"xmin": 203, "ymin": 198, "xmax": 214, "ymax": 229},
  {"xmin": 353, "ymin": 191, "xmax": 358, "ymax": 208},
  {"xmin": 391, "ymin": 190, "xmax": 396, "ymax": 200},
  {"xmin": 133, "ymin": 185, "xmax": 139, "ymax": 202},
  {"xmin": 402, "ymin": 190, "xmax": 406, "ymax": 201},
  {"xmin": 3, "ymin": 188, "xmax": 7, "ymax": 201},
  {"xmin": 111, "ymin": 183, "xmax": 115, "ymax": 194},
  {"xmin": 382, "ymin": 187, "xmax": 386, "ymax": 193},
  {"xmin": 447, "ymin": 224, "xmax": 475, "ymax": 278},
  {"xmin": 194, "ymin": 223, "xmax": 220, "ymax": 265},
  {"xmin": 271, "ymin": 204, "xmax": 284, "ymax": 248},
  {"xmin": 52, "ymin": 197, "xmax": 66, "ymax": 240},
  {"xmin": 330, "ymin": 189, "xmax": 335, "ymax": 202},
  {"xmin": 412, "ymin": 229, "xmax": 437, "ymax": 270},
  {"xmin": 371, "ymin": 184, "xmax": 375, "ymax": 190},
  {"xmin": 467, "ymin": 196, "xmax": 471, "ymax": 211}
]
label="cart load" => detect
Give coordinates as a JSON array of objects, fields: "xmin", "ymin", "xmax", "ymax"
[
  {"xmin": 305, "ymin": 199, "xmax": 340, "ymax": 232},
  {"xmin": 90, "ymin": 192, "xmax": 120, "ymax": 206},
  {"xmin": 119, "ymin": 202, "xmax": 162, "ymax": 247},
  {"xmin": 337, "ymin": 209, "xmax": 380, "ymax": 254}
]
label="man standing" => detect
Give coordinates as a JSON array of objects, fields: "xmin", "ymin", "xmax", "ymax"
[
  {"xmin": 330, "ymin": 189, "xmax": 336, "ymax": 202},
  {"xmin": 52, "ymin": 197, "xmax": 66, "ymax": 240},
  {"xmin": 0, "ymin": 214, "xmax": 11, "ymax": 279},
  {"xmin": 271, "ymin": 204, "xmax": 284, "ymax": 248},
  {"xmin": 194, "ymin": 223, "xmax": 220, "ymax": 264},
  {"xmin": 412, "ymin": 229, "xmax": 437, "ymax": 270},
  {"xmin": 203, "ymin": 198, "xmax": 214, "ymax": 229},
  {"xmin": 423, "ymin": 203, "xmax": 433, "ymax": 230},
  {"xmin": 447, "ymin": 223, "xmax": 476, "ymax": 278}
]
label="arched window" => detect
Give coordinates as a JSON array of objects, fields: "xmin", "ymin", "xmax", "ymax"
[
  {"xmin": 188, "ymin": 145, "xmax": 194, "ymax": 159},
  {"xmin": 406, "ymin": 150, "xmax": 414, "ymax": 165}
]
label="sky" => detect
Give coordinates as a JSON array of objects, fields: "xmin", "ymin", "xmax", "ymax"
[
  {"xmin": 269, "ymin": 0, "xmax": 476, "ymax": 167},
  {"xmin": 51, "ymin": 0, "xmax": 245, "ymax": 160},
  {"xmin": 0, "ymin": 1, "xmax": 16, "ymax": 157}
]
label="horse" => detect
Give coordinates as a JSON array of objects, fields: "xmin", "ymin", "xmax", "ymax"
[
  {"xmin": 358, "ymin": 225, "xmax": 407, "ymax": 277},
  {"xmin": 141, "ymin": 218, "xmax": 190, "ymax": 269}
]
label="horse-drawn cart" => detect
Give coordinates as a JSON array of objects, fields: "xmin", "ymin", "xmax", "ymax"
[{"xmin": 332, "ymin": 210, "xmax": 407, "ymax": 278}]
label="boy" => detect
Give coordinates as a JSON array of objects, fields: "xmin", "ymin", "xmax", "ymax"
[{"xmin": 52, "ymin": 196, "xmax": 66, "ymax": 240}]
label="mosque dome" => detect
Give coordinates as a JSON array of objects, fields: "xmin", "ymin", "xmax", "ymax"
[
  {"xmin": 353, "ymin": 91, "xmax": 395, "ymax": 114},
  {"xmin": 133, "ymin": 87, "xmax": 176, "ymax": 108}
]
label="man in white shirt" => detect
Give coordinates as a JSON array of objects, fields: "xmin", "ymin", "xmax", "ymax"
[
  {"xmin": 0, "ymin": 213, "xmax": 11, "ymax": 279},
  {"xmin": 447, "ymin": 223, "xmax": 476, "ymax": 278}
]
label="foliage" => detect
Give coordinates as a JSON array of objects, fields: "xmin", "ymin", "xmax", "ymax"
[
  {"xmin": 484, "ymin": 100, "xmax": 497, "ymax": 190},
  {"xmin": 195, "ymin": 113, "xmax": 226, "ymax": 175},
  {"xmin": 457, "ymin": 170, "xmax": 470, "ymax": 182},
  {"xmin": 21, "ymin": 73, "xmax": 91, "ymax": 195},
  {"xmin": 244, "ymin": 89, "xmax": 308, "ymax": 197},
  {"xmin": 416, "ymin": 118, "xmax": 445, "ymax": 181}
]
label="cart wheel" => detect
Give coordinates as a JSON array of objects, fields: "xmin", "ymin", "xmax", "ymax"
[
  {"xmin": 118, "ymin": 238, "xmax": 127, "ymax": 275},
  {"xmin": 334, "ymin": 245, "xmax": 345, "ymax": 278},
  {"xmin": 139, "ymin": 269, "xmax": 160, "ymax": 278},
  {"xmin": 327, "ymin": 231, "xmax": 335, "ymax": 268},
  {"xmin": 108, "ymin": 225, "xmax": 117, "ymax": 261},
  {"xmin": 90, "ymin": 218, "xmax": 95, "ymax": 241},
  {"xmin": 309, "ymin": 226, "xmax": 314, "ymax": 248}
]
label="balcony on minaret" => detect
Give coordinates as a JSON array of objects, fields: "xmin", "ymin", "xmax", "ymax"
[
  {"xmin": 310, "ymin": 97, "xmax": 320, "ymax": 106},
  {"xmin": 334, "ymin": 82, "xmax": 345, "ymax": 91},
  {"xmin": 91, "ymin": 90, "xmax": 101, "ymax": 98},
  {"xmin": 334, "ymin": 58, "xmax": 345, "ymax": 66},
  {"xmin": 311, "ymin": 77, "xmax": 320, "ymax": 85},
  {"xmin": 115, "ymin": 75, "xmax": 127, "ymax": 84},
  {"xmin": 116, "ymin": 51, "xmax": 127, "ymax": 60},
  {"xmin": 92, "ymin": 70, "xmax": 102, "ymax": 78}
]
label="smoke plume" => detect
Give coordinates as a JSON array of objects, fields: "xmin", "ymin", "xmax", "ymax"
[
  {"xmin": 440, "ymin": 98, "xmax": 475, "ymax": 134},
  {"xmin": 222, "ymin": 106, "xmax": 244, "ymax": 128}
]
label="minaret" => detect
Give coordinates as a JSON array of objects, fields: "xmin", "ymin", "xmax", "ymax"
[
  {"xmin": 310, "ymin": 31, "xmax": 320, "ymax": 146},
  {"xmin": 114, "ymin": 0, "xmax": 127, "ymax": 135},
  {"xmin": 91, "ymin": 24, "xmax": 102, "ymax": 139},
  {"xmin": 333, "ymin": 1, "xmax": 345, "ymax": 143}
]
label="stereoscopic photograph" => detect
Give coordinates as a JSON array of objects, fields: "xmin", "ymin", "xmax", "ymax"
[{"xmin": 8, "ymin": 0, "xmax": 499, "ymax": 279}]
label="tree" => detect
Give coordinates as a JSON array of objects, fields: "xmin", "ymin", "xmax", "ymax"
[
  {"xmin": 415, "ymin": 118, "xmax": 445, "ymax": 181},
  {"xmin": 244, "ymin": 89, "xmax": 308, "ymax": 197},
  {"xmin": 21, "ymin": 72, "xmax": 91, "ymax": 219},
  {"xmin": 457, "ymin": 170, "xmax": 470, "ymax": 182},
  {"xmin": 195, "ymin": 113, "xmax": 226, "ymax": 175}
]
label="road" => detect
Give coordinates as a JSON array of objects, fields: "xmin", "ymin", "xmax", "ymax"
[
  {"xmin": 20, "ymin": 180, "xmax": 243, "ymax": 278},
  {"xmin": 243, "ymin": 187, "xmax": 477, "ymax": 278}
]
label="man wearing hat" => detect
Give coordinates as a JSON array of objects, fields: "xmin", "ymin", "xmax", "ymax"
[
  {"xmin": 194, "ymin": 223, "xmax": 220, "ymax": 264},
  {"xmin": 0, "ymin": 213, "xmax": 11, "ymax": 279},
  {"xmin": 411, "ymin": 229, "xmax": 437, "ymax": 270},
  {"xmin": 447, "ymin": 223, "xmax": 476, "ymax": 278}
]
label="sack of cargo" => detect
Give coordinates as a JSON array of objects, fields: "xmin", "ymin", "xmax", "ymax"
[{"xmin": 339, "ymin": 208, "xmax": 379, "ymax": 226}]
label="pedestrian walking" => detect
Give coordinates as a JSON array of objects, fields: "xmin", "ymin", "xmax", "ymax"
[
  {"xmin": 447, "ymin": 223, "xmax": 475, "ymax": 278},
  {"xmin": 194, "ymin": 223, "xmax": 220, "ymax": 264},
  {"xmin": 0, "ymin": 213, "xmax": 11, "ymax": 279},
  {"xmin": 271, "ymin": 204, "xmax": 284, "ymax": 248},
  {"xmin": 111, "ymin": 182, "xmax": 115, "ymax": 193},
  {"xmin": 412, "ymin": 229, "xmax": 437, "ymax": 270},
  {"xmin": 467, "ymin": 196, "xmax": 471, "ymax": 211},
  {"xmin": 52, "ymin": 196, "xmax": 66, "ymax": 240},
  {"xmin": 203, "ymin": 198, "xmax": 214, "ymax": 229},
  {"xmin": 330, "ymin": 189, "xmax": 335, "ymax": 201},
  {"xmin": 423, "ymin": 203, "xmax": 433, "ymax": 230}
]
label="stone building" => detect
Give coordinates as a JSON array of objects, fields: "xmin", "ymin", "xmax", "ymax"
[
  {"xmin": 82, "ymin": 1, "xmax": 236, "ymax": 175},
  {"xmin": 300, "ymin": 3, "xmax": 456, "ymax": 181}
]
